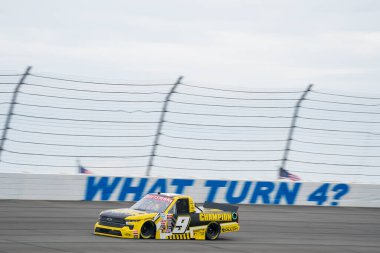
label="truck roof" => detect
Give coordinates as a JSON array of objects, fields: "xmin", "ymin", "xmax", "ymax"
[{"xmin": 149, "ymin": 193, "xmax": 184, "ymax": 198}]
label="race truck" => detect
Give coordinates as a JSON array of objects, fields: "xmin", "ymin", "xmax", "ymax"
[{"xmin": 94, "ymin": 193, "xmax": 239, "ymax": 240}]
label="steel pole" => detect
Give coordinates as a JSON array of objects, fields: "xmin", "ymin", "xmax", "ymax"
[
  {"xmin": 0, "ymin": 66, "xmax": 32, "ymax": 164},
  {"xmin": 146, "ymin": 76, "xmax": 183, "ymax": 176},
  {"xmin": 279, "ymin": 84, "xmax": 313, "ymax": 174}
]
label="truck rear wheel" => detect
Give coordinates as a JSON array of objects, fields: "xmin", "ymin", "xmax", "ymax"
[
  {"xmin": 140, "ymin": 221, "xmax": 155, "ymax": 239},
  {"xmin": 206, "ymin": 222, "xmax": 220, "ymax": 240}
]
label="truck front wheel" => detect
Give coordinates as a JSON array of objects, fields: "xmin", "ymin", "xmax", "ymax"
[{"xmin": 140, "ymin": 221, "xmax": 155, "ymax": 239}]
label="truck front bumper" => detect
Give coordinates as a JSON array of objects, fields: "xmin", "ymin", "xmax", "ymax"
[{"xmin": 94, "ymin": 222, "xmax": 139, "ymax": 239}]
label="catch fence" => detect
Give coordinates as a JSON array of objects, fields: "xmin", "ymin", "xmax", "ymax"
[{"xmin": 1, "ymin": 67, "xmax": 379, "ymax": 183}]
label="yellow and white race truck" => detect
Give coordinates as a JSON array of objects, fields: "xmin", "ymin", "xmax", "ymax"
[{"xmin": 94, "ymin": 193, "xmax": 240, "ymax": 240}]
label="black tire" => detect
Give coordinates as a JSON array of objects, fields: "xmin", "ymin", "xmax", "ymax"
[
  {"xmin": 140, "ymin": 221, "xmax": 155, "ymax": 239},
  {"xmin": 205, "ymin": 222, "xmax": 220, "ymax": 240}
]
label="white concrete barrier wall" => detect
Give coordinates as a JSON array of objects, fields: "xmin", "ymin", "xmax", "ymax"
[{"xmin": 1, "ymin": 173, "xmax": 380, "ymax": 207}]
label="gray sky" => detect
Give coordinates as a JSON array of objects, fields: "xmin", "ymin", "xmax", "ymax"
[{"xmin": 1, "ymin": 0, "xmax": 380, "ymax": 93}]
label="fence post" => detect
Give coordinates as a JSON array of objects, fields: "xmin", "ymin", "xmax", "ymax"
[
  {"xmin": 146, "ymin": 76, "xmax": 183, "ymax": 176},
  {"xmin": 279, "ymin": 84, "xmax": 313, "ymax": 174},
  {"xmin": 0, "ymin": 66, "xmax": 32, "ymax": 164}
]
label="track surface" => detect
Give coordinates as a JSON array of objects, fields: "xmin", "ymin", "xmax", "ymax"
[{"xmin": 0, "ymin": 200, "xmax": 379, "ymax": 253}]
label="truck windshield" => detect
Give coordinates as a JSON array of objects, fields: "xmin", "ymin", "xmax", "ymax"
[{"xmin": 131, "ymin": 194, "xmax": 173, "ymax": 213}]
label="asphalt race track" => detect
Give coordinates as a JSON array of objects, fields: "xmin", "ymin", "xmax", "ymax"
[{"xmin": 0, "ymin": 200, "xmax": 379, "ymax": 253}]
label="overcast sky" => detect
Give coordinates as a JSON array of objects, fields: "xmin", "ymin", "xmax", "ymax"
[{"xmin": 1, "ymin": 0, "xmax": 380, "ymax": 93}]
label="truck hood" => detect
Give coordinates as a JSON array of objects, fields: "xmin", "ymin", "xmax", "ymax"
[{"xmin": 100, "ymin": 208, "xmax": 156, "ymax": 220}]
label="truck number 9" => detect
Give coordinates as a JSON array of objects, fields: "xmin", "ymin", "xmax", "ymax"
[{"xmin": 172, "ymin": 216, "xmax": 190, "ymax": 234}]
